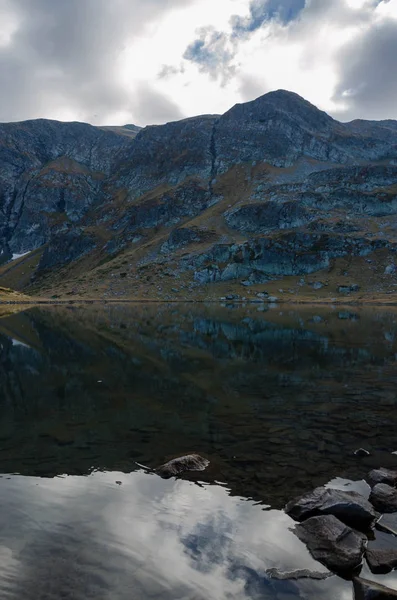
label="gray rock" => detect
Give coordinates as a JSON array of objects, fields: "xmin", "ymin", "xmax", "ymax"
[
  {"xmin": 156, "ymin": 454, "xmax": 209, "ymax": 479},
  {"xmin": 285, "ymin": 486, "xmax": 377, "ymax": 530},
  {"xmin": 366, "ymin": 548, "xmax": 397, "ymax": 574},
  {"xmin": 338, "ymin": 284, "xmax": 360, "ymax": 294},
  {"xmin": 353, "ymin": 576, "xmax": 397, "ymax": 599},
  {"xmin": 367, "ymin": 468, "xmax": 397, "ymax": 488},
  {"xmin": 370, "ymin": 484, "xmax": 397, "ymax": 513},
  {"xmin": 385, "ymin": 265, "xmax": 396, "ymax": 275},
  {"xmin": 225, "ymin": 200, "xmax": 312, "ymax": 233},
  {"xmin": 294, "ymin": 515, "xmax": 366, "ymax": 572}
]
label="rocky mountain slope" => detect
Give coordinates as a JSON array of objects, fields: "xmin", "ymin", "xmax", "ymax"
[{"xmin": 0, "ymin": 90, "xmax": 396, "ymax": 301}]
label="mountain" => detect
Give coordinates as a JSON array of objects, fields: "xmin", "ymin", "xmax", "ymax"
[{"xmin": 0, "ymin": 90, "xmax": 396, "ymax": 302}]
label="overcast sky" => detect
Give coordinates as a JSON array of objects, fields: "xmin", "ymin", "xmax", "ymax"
[{"xmin": 0, "ymin": 0, "xmax": 396, "ymax": 126}]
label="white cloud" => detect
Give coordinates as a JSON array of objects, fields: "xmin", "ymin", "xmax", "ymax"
[{"xmin": 0, "ymin": 0, "xmax": 395, "ymax": 124}]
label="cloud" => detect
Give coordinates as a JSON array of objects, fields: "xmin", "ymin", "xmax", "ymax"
[
  {"xmin": 238, "ymin": 75, "xmax": 269, "ymax": 102},
  {"xmin": 131, "ymin": 84, "xmax": 185, "ymax": 124},
  {"xmin": 231, "ymin": 0, "xmax": 306, "ymax": 36},
  {"xmin": 0, "ymin": 0, "xmax": 396, "ymax": 125},
  {"xmin": 158, "ymin": 64, "xmax": 185, "ymax": 79},
  {"xmin": 183, "ymin": 0, "xmax": 307, "ymax": 82},
  {"xmin": 183, "ymin": 27, "xmax": 237, "ymax": 83},
  {"xmin": 0, "ymin": 0, "xmax": 193, "ymax": 124},
  {"xmin": 333, "ymin": 17, "xmax": 397, "ymax": 120}
]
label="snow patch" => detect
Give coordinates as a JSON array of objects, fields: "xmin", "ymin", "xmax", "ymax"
[
  {"xmin": 11, "ymin": 250, "xmax": 31, "ymax": 261},
  {"xmin": 12, "ymin": 339, "xmax": 30, "ymax": 349}
]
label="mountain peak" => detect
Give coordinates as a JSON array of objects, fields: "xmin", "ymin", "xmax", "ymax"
[{"xmin": 242, "ymin": 89, "xmax": 336, "ymax": 130}]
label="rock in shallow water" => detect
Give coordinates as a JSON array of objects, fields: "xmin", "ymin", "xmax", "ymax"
[
  {"xmin": 294, "ymin": 515, "xmax": 366, "ymax": 573},
  {"xmin": 367, "ymin": 468, "xmax": 397, "ymax": 488},
  {"xmin": 155, "ymin": 454, "xmax": 210, "ymax": 479},
  {"xmin": 285, "ymin": 486, "xmax": 377, "ymax": 530},
  {"xmin": 366, "ymin": 547, "xmax": 397, "ymax": 574},
  {"xmin": 355, "ymin": 448, "xmax": 371, "ymax": 457},
  {"xmin": 266, "ymin": 567, "xmax": 332, "ymax": 580},
  {"xmin": 353, "ymin": 576, "xmax": 397, "ymax": 599},
  {"xmin": 370, "ymin": 484, "xmax": 397, "ymax": 513}
]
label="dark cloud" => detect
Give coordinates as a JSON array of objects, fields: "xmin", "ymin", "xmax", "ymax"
[
  {"xmin": 0, "ymin": 0, "xmax": 192, "ymax": 124},
  {"xmin": 131, "ymin": 85, "xmax": 184, "ymax": 125},
  {"xmin": 183, "ymin": 0, "xmax": 306, "ymax": 82},
  {"xmin": 333, "ymin": 18, "xmax": 397, "ymax": 121}
]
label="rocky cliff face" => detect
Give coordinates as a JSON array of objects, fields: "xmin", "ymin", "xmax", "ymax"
[{"xmin": 0, "ymin": 90, "xmax": 396, "ymax": 299}]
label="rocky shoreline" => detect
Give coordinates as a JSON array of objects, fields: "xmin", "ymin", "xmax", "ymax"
[
  {"xmin": 145, "ymin": 452, "xmax": 397, "ymax": 597},
  {"xmin": 284, "ymin": 467, "xmax": 397, "ymax": 598}
]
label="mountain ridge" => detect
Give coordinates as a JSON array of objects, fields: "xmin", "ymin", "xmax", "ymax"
[{"xmin": 0, "ymin": 89, "xmax": 396, "ymax": 302}]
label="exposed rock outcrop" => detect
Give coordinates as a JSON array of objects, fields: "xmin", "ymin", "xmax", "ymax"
[{"xmin": 0, "ymin": 90, "xmax": 397, "ymax": 295}]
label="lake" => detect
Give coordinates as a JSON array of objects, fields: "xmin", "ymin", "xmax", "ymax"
[{"xmin": 1, "ymin": 303, "xmax": 397, "ymax": 599}]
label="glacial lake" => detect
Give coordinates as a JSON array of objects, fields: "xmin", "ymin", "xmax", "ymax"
[{"xmin": 1, "ymin": 303, "xmax": 397, "ymax": 599}]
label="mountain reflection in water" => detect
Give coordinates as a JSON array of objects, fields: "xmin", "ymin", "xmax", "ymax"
[{"xmin": 0, "ymin": 304, "xmax": 396, "ymax": 599}]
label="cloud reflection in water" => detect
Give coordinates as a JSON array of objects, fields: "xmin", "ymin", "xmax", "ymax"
[{"xmin": 0, "ymin": 470, "xmax": 353, "ymax": 599}]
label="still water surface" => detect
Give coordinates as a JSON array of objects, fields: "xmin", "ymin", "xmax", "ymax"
[{"xmin": 1, "ymin": 303, "xmax": 397, "ymax": 598}]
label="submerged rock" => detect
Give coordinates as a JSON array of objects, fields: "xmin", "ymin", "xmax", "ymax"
[
  {"xmin": 294, "ymin": 515, "xmax": 366, "ymax": 572},
  {"xmin": 370, "ymin": 484, "xmax": 397, "ymax": 513},
  {"xmin": 353, "ymin": 576, "xmax": 397, "ymax": 599},
  {"xmin": 285, "ymin": 486, "xmax": 377, "ymax": 530},
  {"xmin": 355, "ymin": 448, "xmax": 371, "ymax": 457},
  {"xmin": 266, "ymin": 567, "xmax": 332, "ymax": 580},
  {"xmin": 366, "ymin": 548, "xmax": 397, "ymax": 574},
  {"xmin": 367, "ymin": 468, "xmax": 397, "ymax": 488},
  {"xmin": 156, "ymin": 454, "xmax": 210, "ymax": 479}
]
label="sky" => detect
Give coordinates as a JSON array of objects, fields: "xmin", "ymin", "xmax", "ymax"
[{"xmin": 0, "ymin": 0, "xmax": 396, "ymax": 126}]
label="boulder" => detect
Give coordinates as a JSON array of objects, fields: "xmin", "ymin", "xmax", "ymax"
[
  {"xmin": 366, "ymin": 548, "xmax": 397, "ymax": 574},
  {"xmin": 385, "ymin": 265, "xmax": 396, "ymax": 275},
  {"xmin": 285, "ymin": 486, "xmax": 377, "ymax": 530},
  {"xmin": 294, "ymin": 515, "xmax": 366, "ymax": 572},
  {"xmin": 370, "ymin": 484, "xmax": 397, "ymax": 513},
  {"xmin": 338, "ymin": 284, "xmax": 360, "ymax": 294},
  {"xmin": 353, "ymin": 576, "xmax": 397, "ymax": 599},
  {"xmin": 156, "ymin": 454, "xmax": 209, "ymax": 479},
  {"xmin": 367, "ymin": 468, "xmax": 397, "ymax": 488}
]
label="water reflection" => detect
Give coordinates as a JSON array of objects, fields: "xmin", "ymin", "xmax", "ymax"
[
  {"xmin": 0, "ymin": 470, "xmax": 351, "ymax": 600},
  {"xmin": 0, "ymin": 305, "xmax": 397, "ymax": 507},
  {"xmin": 1, "ymin": 304, "xmax": 397, "ymax": 598}
]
